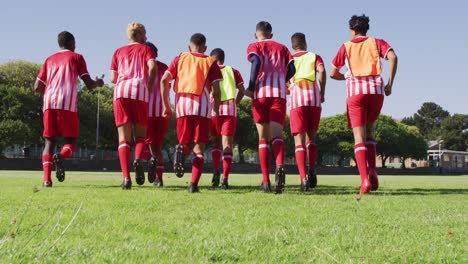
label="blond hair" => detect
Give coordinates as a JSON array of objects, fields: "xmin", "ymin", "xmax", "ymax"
[{"xmin": 127, "ymin": 22, "xmax": 146, "ymax": 40}]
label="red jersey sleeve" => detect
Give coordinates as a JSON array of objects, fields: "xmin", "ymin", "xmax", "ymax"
[
  {"xmin": 110, "ymin": 50, "xmax": 118, "ymax": 72},
  {"xmin": 77, "ymin": 54, "xmax": 89, "ymax": 77},
  {"xmin": 37, "ymin": 61, "xmax": 48, "ymax": 84},
  {"xmin": 232, "ymin": 68, "xmax": 244, "ymax": 86},
  {"xmin": 376, "ymin": 38, "xmax": 392, "ymax": 59},
  {"xmin": 166, "ymin": 56, "xmax": 179, "ymax": 79},
  {"xmin": 315, "ymin": 55, "xmax": 324, "ymax": 68},
  {"xmin": 331, "ymin": 45, "xmax": 346, "ymax": 69},
  {"xmin": 246, "ymin": 43, "xmax": 258, "ymax": 61},
  {"xmin": 207, "ymin": 63, "xmax": 223, "ymax": 85},
  {"xmin": 145, "ymin": 45, "xmax": 156, "ymax": 61}
]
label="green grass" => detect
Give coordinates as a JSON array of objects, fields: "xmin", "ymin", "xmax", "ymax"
[{"xmin": 0, "ymin": 170, "xmax": 467, "ymax": 263}]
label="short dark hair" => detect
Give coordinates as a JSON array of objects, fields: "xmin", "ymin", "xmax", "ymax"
[
  {"xmin": 146, "ymin": 41, "xmax": 158, "ymax": 57},
  {"xmin": 349, "ymin": 14, "xmax": 370, "ymax": 35},
  {"xmin": 291, "ymin": 32, "xmax": 307, "ymax": 50},
  {"xmin": 190, "ymin": 33, "xmax": 206, "ymax": 47},
  {"xmin": 256, "ymin": 21, "xmax": 272, "ymax": 34},
  {"xmin": 57, "ymin": 31, "xmax": 75, "ymax": 48},
  {"xmin": 210, "ymin": 48, "xmax": 225, "ymax": 63}
]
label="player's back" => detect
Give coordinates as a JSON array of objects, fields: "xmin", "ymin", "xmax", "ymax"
[
  {"xmin": 113, "ymin": 43, "xmax": 152, "ymax": 82},
  {"xmin": 249, "ymin": 40, "xmax": 290, "ymax": 75},
  {"xmin": 40, "ymin": 50, "xmax": 87, "ymax": 112}
]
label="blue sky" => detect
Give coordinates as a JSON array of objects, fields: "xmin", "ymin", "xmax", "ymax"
[{"xmin": 1, "ymin": 0, "xmax": 466, "ymax": 118}]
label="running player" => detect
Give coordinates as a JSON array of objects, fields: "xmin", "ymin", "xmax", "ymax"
[
  {"xmin": 289, "ymin": 33, "xmax": 326, "ymax": 191},
  {"xmin": 110, "ymin": 22, "xmax": 157, "ymax": 189},
  {"xmin": 330, "ymin": 14, "xmax": 398, "ymax": 194},
  {"xmin": 246, "ymin": 21, "xmax": 295, "ymax": 193},
  {"xmin": 209, "ymin": 48, "xmax": 245, "ymax": 189},
  {"xmin": 34, "ymin": 31, "xmax": 104, "ymax": 187}
]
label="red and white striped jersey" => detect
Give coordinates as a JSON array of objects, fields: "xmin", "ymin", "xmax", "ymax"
[
  {"xmin": 211, "ymin": 65, "xmax": 244, "ymax": 117},
  {"xmin": 37, "ymin": 50, "xmax": 89, "ymax": 112},
  {"xmin": 289, "ymin": 52, "xmax": 324, "ymax": 109},
  {"xmin": 167, "ymin": 53, "xmax": 223, "ymax": 118},
  {"xmin": 111, "ymin": 42, "xmax": 155, "ymax": 102},
  {"xmin": 332, "ymin": 37, "xmax": 391, "ymax": 98},
  {"xmin": 247, "ymin": 39, "xmax": 293, "ymax": 100},
  {"xmin": 148, "ymin": 60, "xmax": 169, "ymax": 118}
]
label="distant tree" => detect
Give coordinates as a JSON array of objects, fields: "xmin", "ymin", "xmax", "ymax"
[
  {"xmin": 234, "ymin": 99, "xmax": 257, "ymax": 163},
  {"xmin": 0, "ymin": 61, "xmax": 41, "ymax": 89},
  {"xmin": 398, "ymin": 123, "xmax": 428, "ymax": 168},
  {"xmin": 375, "ymin": 115, "xmax": 404, "ymax": 168},
  {"xmin": 162, "ymin": 106, "xmax": 177, "ymax": 164},
  {"xmin": 0, "ymin": 119, "xmax": 31, "ymax": 155},
  {"xmin": 440, "ymin": 114, "xmax": 468, "ymax": 151},
  {"xmin": 317, "ymin": 114, "xmax": 354, "ymax": 165},
  {"xmin": 0, "ymin": 84, "xmax": 43, "ymax": 153},
  {"xmin": 77, "ymin": 85, "xmax": 117, "ymax": 149},
  {"xmin": 402, "ymin": 102, "xmax": 450, "ymax": 139}
]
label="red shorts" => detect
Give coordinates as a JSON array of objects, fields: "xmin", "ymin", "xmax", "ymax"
[
  {"xmin": 211, "ymin": 116, "xmax": 237, "ymax": 137},
  {"xmin": 146, "ymin": 116, "xmax": 171, "ymax": 147},
  {"xmin": 290, "ymin": 106, "xmax": 321, "ymax": 135},
  {"xmin": 113, "ymin": 98, "xmax": 148, "ymax": 127},
  {"xmin": 43, "ymin": 109, "xmax": 79, "ymax": 138},
  {"xmin": 176, "ymin": 116, "xmax": 211, "ymax": 144},
  {"xmin": 346, "ymin": 94, "xmax": 384, "ymax": 128},
  {"xmin": 252, "ymin": 98, "xmax": 286, "ymax": 125}
]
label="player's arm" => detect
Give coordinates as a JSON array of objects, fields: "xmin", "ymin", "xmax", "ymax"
[
  {"xmin": 317, "ymin": 64, "xmax": 327, "ymax": 103},
  {"xmin": 81, "ymin": 74, "xmax": 104, "ymax": 89},
  {"xmin": 285, "ymin": 61, "xmax": 296, "ymax": 81},
  {"xmin": 110, "ymin": 71, "xmax": 118, "ymax": 84},
  {"xmin": 246, "ymin": 54, "xmax": 261, "ymax": 98},
  {"xmin": 160, "ymin": 71, "xmax": 173, "ymax": 117},
  {"xmin": 34, "ymin": 79, "xmax": 45, "ymax": 93},
  {"xmin": 235, "ymin": 83, "xmax": 245, "ymax": 105},
  {"xmin": 147, "ymin": 59, "xmax": 157, "ymax": 93},
  {"xmin": 384, "ymin": 50, "xmax": 398, "ymax": 96},
  {"xmin": 212, "ymin": 80, "xmax": 221, "ymax": 116},
  {"xmin": 329, "ymin": 67, "xmax": 345, "ymax": 81}
]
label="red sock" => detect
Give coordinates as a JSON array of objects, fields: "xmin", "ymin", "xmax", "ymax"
[
  {"xmin": 354, "ymin": 143, "xmax": 368, "ymax": 182},
  {"xmin": 191, "ymin": 152, "xmax": 204, "ymax": 184},
  {"xmin": 258, "ymin": 140, "xmax": 270, "ymax": 183},
  {"xmin": 366, "ymin": 137, "xmax": 377, "ymax": 170},
  {"xmin": 222, "ymin": 151, "xmax": 233, "ymax": 178},
  {"xmin": 272, "ymin": 137, "xmax": 285, "ymax": 167},
  {"xmin": 134, "ymin": 138, "xmax": 145, "ymax": 160},
  {"xmin": 59, "ymin": 144, "xmax": 75, "ymax": 160},
  {"xmin": 295, "ymin": 145, "xmax": 306, "ymax": 181},
  {"xmin": 141, "ymin": 145, "xmax": 152, "ymax": 160},
  {"xmin": 42, "ymin": 154, "xmax": 53, "ymax": 182},
  {"xmin": 118, "ymin": 141, "xmax": 131, "ymax": 179},
  {"xmin": 156, "ymin": 151, "xmax": 164, "ymax": 179},
  {"xmin": 183, "ymin": 144, "xmax": 191, "ymax": 156},
  {"xmin": 307, "ymin": 140, "xmax": 317, "ymax": 168},
  {"xmin": 211, "ymin": 146, "xmax": 221, "ymax": 171}
]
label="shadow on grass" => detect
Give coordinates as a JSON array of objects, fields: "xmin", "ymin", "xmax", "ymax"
[{"xmin": 50, "ymin": 184, "xmax": 467, "ymax": 196}]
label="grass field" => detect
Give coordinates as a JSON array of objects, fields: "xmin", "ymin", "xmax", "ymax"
[{"xmin": 0, "ymin": 171, "xmax": 466, "ymax": 263}]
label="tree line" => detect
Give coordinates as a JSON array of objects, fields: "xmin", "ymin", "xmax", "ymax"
[{"xmin": 1, "ymin": 60, "xmax": 465, "ymax": 165}]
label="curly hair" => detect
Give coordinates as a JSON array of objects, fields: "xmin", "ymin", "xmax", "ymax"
[{"xmin": 349, "ymin": 14, "xmax": 370, "ymax": 35}]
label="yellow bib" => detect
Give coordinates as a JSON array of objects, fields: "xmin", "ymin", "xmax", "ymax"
[
  {"xmin": 294, "ymin": 52, "xmax": 316, "ymax": 82},
  {"xmin": 220, "ymin": 66, "xmax": 237, "ymax": 101}
]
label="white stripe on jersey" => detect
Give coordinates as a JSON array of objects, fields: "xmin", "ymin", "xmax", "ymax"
[
  {"xmin": 211, "ymin": 99, "xmax": 236, "ymax": 117},
  {"xmin": 289, "ymin": 79, "xmax": 322, "ymax": 109},
  {"xmin": 176, "ymin": 86, "xmax": 212, "ymax": 118}
]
